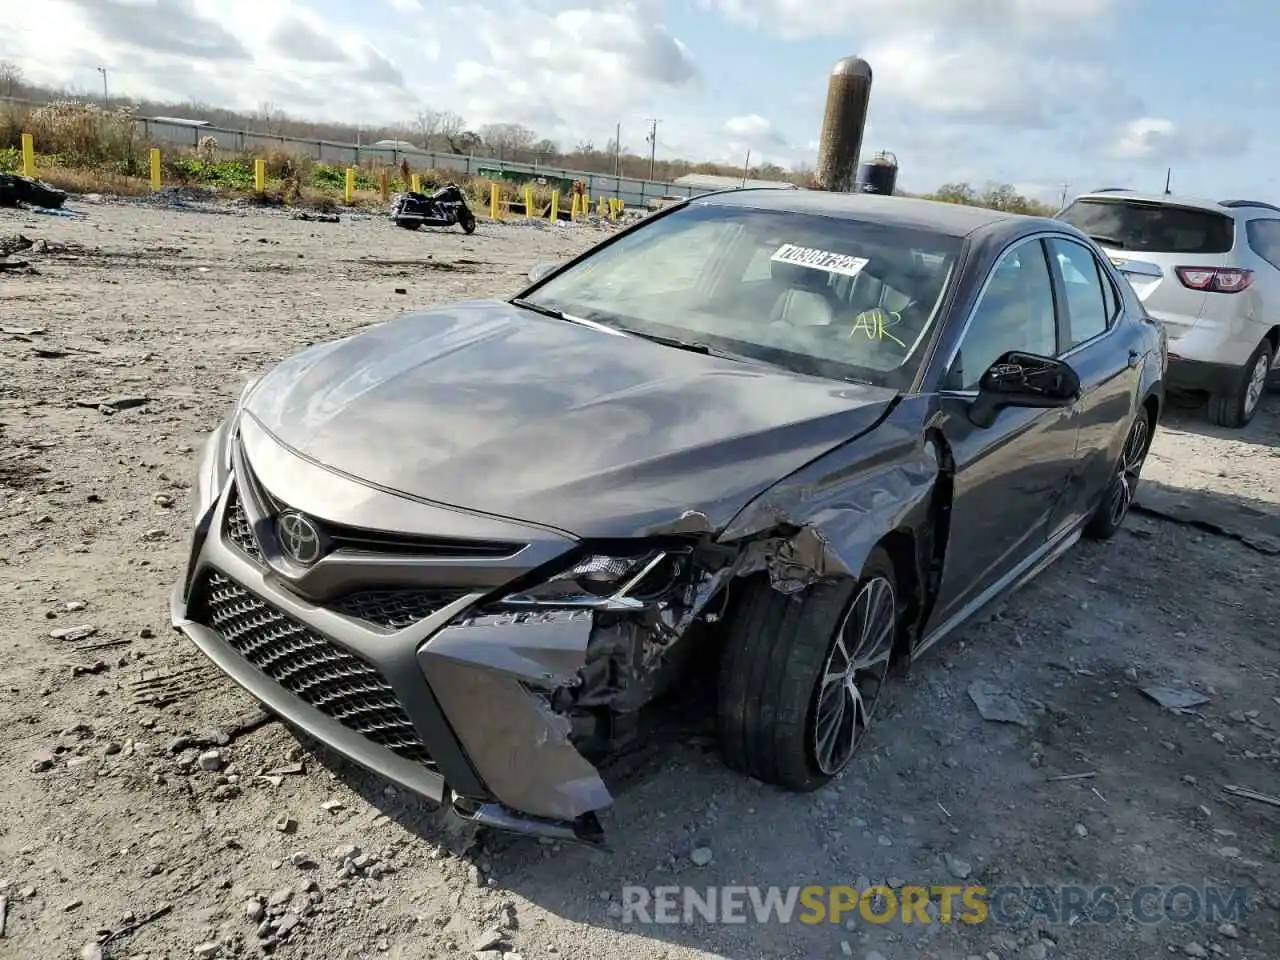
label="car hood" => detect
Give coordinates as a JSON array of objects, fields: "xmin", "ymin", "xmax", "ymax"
[{"xmin": 242, "ymin": 300, "xmax": 898, "ymax": 537}]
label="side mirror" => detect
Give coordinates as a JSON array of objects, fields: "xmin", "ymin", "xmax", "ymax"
[
  {"xmin": 968, "ymin": 352, "xmax": 1080, "ymax": 428},
  {"xmin": 528, "ymin": 261, "xmax": 559, "ymax": 283}
]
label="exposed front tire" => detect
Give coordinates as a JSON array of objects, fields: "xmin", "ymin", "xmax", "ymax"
[
  {"xmin": 717, "ymin": 548, "xmax": 898, "ymax": 792},
  {"xmin": 1084, "ymin": 405, "xmax": 1151, "ymax": 541},
  {"xmin": 459, "ymin": 209, "xmax": 477, "ymax": 234},
  {"xmin": 1208, "ymin": 340, "xmax": 1272, "ymax": 428}
]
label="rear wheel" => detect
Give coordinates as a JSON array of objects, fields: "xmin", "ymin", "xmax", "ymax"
[
  {"xmin": 393, "ymin": 219, "xmax": 421, "ymax": 231},
  {"xmin": 1208, "ymin": 340, "xmax": 1272, "ymax": 428},
  {"xmin": 1084, "ymin": 406, "xmax": 1151, "ymax": 541},
  {"xmin": 717, "ymin": 548, "xmax": 897, "ymax": 791}
]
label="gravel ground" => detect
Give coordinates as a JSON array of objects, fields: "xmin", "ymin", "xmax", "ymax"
[{"xmin": 1, "ymin": 197, "xmax": 1278, "ymax": 960}]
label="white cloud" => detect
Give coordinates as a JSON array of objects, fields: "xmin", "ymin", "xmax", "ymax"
[{"xmin": 1105, "ymin": 116, "xmax": 1252, "ymax": 162}]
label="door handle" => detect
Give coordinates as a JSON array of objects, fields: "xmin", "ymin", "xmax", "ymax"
[{"xmin": 1127, "ymin": 349, "xmax": 1140, "ymax": 369}]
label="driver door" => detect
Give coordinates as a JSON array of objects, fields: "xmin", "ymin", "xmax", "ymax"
[{"xmin": 927, "ymin": 237, "xmax": 1081, "ymax": 629}]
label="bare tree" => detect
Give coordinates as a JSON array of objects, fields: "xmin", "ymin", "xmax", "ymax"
[
  {"xmin": 478, "ymin": 122, "xmax": 535, "ymax": 161},
  {"xmin": 252, "ymin": 101, "xmax": 287, "ymax": 135},
  {"xmin": 452, "ymin": 129, "xmax": 482, "ymax": 155},
  {"xmin": 531, "ymin": 138, "xmax": 559, "ymax": 158},
  {"xmin": 0, "ymin": 60, "xmax": 23, "ymax": 99}
]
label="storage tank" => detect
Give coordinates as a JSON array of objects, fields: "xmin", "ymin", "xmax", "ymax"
[
  {"xmin": 815, "ymin": 56, "xmax": 872, "ymax": 193},
  {"xmin": 856, "ymin": 151, "xmax": 898, "ymax": 195}
]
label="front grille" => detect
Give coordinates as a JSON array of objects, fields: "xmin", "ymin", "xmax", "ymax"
[
  {"xmin": 223, "ymin": 485, "xmax": 265, "ymax": 564},
  {"xmin": 198, "ymin": 572, "xmax": 433, "ymax": 767},
  {"xmin": 333, "ymin": 588, "xmax": 468, "ymax": 630}
]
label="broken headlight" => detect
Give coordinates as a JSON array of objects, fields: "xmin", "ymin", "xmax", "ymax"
[{"xmin": 499, "ymin": 549, "xmax": 690, "ymax": 610}]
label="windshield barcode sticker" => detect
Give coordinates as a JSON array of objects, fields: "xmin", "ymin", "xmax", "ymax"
[{"xmin": 770, "ymin": 243, "xmax": 869, "ymax": 278}]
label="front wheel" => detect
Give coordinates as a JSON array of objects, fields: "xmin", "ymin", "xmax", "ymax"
[
  {"xmin": 459, "ymin": 209, "xmax": 477, "ymax": 234},
  {"xmin": 1208, "ymin": 339, "xmax": 1272, "ymax": 428},
  {"xmin": 1084, "ymin": 405, "xmax": 1151, "ymax": 540},
  {"xmin": 717, "ymin": 548, "xmax": 898, "ymax": 791}
]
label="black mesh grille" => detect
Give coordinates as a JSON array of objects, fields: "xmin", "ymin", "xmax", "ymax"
[
  {"xmin": 198, "ymin": 572, "xmax": 433, "ymax": 766},
  {"xmin": 223, "ymin": 485, "xmax": 265, "ymax": 564},
  {"xmin": 333, "ymin": 589, "xmax": 468, "ymax": 630}
]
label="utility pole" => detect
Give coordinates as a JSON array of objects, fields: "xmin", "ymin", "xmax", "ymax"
[
  {"xmin": 645, "ymin": 118, "xmax": 660, "ymax": 180},
  {"xmin": 1163, "ymin": 167, "xmax": 1172, "ymax": 195},
  {"xmin": 97, "ymin": 66, "xmax": 109, "ymax": 106},
  {"xmin": 741, "ymin": 148, "xmax": 751, "ymax": 187},
  {"xmin": 1059, "ymin": 183, "xmax": 1070, "ymax": 208},
  {"xmin": 614, "ymin": 121, "xmax": 621, "ymax": 176}
]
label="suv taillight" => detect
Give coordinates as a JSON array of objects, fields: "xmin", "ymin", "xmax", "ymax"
[{"xmin": 1175, "ymin": 266, "xmax": 1254, "ymax": 293}]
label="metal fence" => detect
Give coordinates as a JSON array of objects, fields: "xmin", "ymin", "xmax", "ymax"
[{"xmin": 135, "ymin": 118, "xmax": 703, "ymax": 208}]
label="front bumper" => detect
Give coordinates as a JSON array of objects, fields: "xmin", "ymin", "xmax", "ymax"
[{"xmin": 170, "ymin": 419, "xmax": 615, "ymax": 843}]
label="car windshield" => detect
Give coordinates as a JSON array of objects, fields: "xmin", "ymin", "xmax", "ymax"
[
  {"xmin": 520, "ymin": 202, "xmax": 963, "ymax": 388},
  {"xmin": 1057, "ymin": 198, "xmax": 1234, "ymax": 254}
]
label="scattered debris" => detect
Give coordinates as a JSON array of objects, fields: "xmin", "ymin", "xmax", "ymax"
[
  {"xmin": 50, "ymin": 624, "xmax": 97, "ymax": 641},
  {"xmin": 291, "ymin": 212, "xmax": 340, "ymax": 223},
  {"xmin": 967, "ymin": 680, "xmax": 1031, "ymax": 726},
  {"xmin": 1073, "ymin": 823, "xmax": 1089, "ymax": 839},
  {"xmin": 1222, "ymin": 784, "xmax": 1280, "ymax": 809},
  {"xmin": 75, "ymin": 396, "xmax": 151, "ymax": 415},
  {"xmin": 1048, "ymin": 772, "xmax": 1098, "ymax": 782},
  {"xmin": 100, "ymin": 904, "xmax": 174, "ymax": 948},
  {"xmin": 690, "ymin": 846, "xmax": 713, "ymax": 867},
  {"xmin": 1140, "ymin": 686, "xmax": 1210, "ymax": 712}
]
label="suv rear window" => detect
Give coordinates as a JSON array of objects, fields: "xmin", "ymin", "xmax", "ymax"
[{"xmin": 1056, "ymin": 198, "xmax": 1234, "ymax": 254}]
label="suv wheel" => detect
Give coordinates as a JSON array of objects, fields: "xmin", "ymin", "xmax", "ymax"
[{"xmin": 1208, "ymin": 339, "xmax": 1273, "ymax": 428}]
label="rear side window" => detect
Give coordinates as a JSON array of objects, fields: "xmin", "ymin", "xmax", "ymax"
[
  {"xmin": 1246, "ymin": 219, "xmax": 1280, "ymax": 270},
  {"xmin": 1048, "ymin": 238, "xmax": 1111, "ymax": 346},
  {"xmin": 1057, "ymin": 199, "xmax": 1233, "ymax": 254}
]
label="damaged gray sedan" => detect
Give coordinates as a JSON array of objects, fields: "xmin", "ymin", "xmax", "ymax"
[{"xmin": 172, "ymin": 189, "xmax": 1165, "ymax": 844}]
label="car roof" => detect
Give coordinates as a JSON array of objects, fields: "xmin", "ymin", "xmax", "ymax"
[
  {"xmin": 692, "ymin": 188, "xmax": 1050, "ymax": 239},
  {"xmin": 1071, "ymin": 190, "xmax": 1280, "ymax": 215}
]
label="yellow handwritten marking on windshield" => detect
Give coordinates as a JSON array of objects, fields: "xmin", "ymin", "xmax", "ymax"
[{"xmin": 850, "ymin": 308, "xmax": 907, "ymax": 348}]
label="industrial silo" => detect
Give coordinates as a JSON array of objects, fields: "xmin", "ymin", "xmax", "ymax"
[
  {"xmin": 815, "ymin": 56, "xmax": 872, "ymax": 193},
  {"xmin": 856, "ymin": 151, "xmax": 899, "ymax": 195}
]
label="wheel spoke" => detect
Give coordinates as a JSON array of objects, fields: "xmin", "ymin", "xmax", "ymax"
[{"xmin": 812, "ymin": 575, "xmax": 898, "ymax": 776}]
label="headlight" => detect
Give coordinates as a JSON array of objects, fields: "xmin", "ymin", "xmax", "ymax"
[
  {"xmin": 498, "ymin": 549, "xmax": 690, "ymax": 610},
  {"xmin": 191, "ymin": 377, "xmax": 259, "ymax": 524}
]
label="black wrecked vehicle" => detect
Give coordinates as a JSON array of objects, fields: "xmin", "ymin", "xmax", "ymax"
[
  {"xmin": 390, "ymin": 183, "xmax": 477, "ymax": 234},
  {"xmin": 172, "ymin": 190, "xmax": 1166, "ymax": 843}
]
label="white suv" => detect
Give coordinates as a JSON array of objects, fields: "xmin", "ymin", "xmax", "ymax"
[{"xmin": 1056, "ymin": 190, "xmax": 1280, "ymax": 427}]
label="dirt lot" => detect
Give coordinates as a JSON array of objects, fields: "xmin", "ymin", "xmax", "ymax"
[{"xmin": 1, "ymin": 197, "xmax": 1278, "ymax": 960}]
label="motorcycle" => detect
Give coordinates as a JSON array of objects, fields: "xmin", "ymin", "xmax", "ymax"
[{"xmin": 390, "ymin": 183, "xmax": 477, "ymax": 234}]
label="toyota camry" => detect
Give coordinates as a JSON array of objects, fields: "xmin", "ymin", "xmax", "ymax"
[{"xmin": 172, "ymin": 189, "xmax": 1165, "ymax": 844}]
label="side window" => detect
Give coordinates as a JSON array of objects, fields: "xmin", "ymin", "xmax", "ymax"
[
  {"xmin": 944, "ymin": 241, "xmax": 1057, "ymax": 390},
  {"xmin": 1098, "ymin": 258, "xmax": 1118, "ymax": 321},
  {"xmin": 1246, "ymin": 219, "xmax": 1280, "ymax": 270},
  {"xmin": 1049, "ymin": 238, "xmax": 1110, "ymax": 346}
]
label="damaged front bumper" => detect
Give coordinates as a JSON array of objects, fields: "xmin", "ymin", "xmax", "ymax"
[{"xmin": 170, "ymin": 420, "xmax": 724, "ymax": 845}]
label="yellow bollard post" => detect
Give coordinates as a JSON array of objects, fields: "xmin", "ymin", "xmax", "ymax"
[
  {"xmin": 550, "ymin": 190, "xmax": 560, "ymax": 222},
  {"xmin": 379, "ymin": 169, "xmax": 390, "ymax": 202},
  {"xmin": 411, "ymin": 174, "xmax": 421, "ymax": 193},
  {"xmin": 254, "ymin": 158, "xmax": 265, "ymax": 192},
  {"xmin": 583, "ymin": 189, "xmax": 590, "ymax": 213},
  {"xmin": 344, "ymin": 167, "xmax": 355, "ymax": 204},
  {"xmin": 597, "ymin": 196, "xmax": 606, "ymax": 216},
  {"xmin": 489, "ymin": 183, "xmax": 500, "ymax": 219},
  {"xmin": 150, "ymin": 148, "xmax": 162, "ymax": 190},
  {"xmin": 570, "ymin": 193, "xmax": 580, "ymax": 220},
  {"xmin": 524, "ymin": 186, "xmax": 534, "ymax": 218},
  {"xmin": 20, "ymin": 133, "xmax": 36, "ymax": 177}
]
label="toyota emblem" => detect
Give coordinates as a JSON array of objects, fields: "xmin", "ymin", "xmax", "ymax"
[{"xmin": 277, "ymin": 511, "xmax": 323, "ymax": 565}]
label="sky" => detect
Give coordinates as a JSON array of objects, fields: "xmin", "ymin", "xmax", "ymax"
[{"xmin": 1, "ymin": 0, "xmax": 1277, "ymax": 205}]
